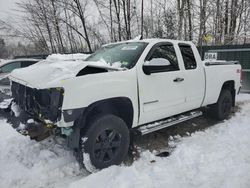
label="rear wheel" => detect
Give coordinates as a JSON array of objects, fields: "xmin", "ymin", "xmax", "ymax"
[
  {"xmin": 80, "ymin": 114, "xmax": 130, "ymax": 170},
  {"xmin": 210, "ymin": 89, "xmax": 233, "ymax": 120}
]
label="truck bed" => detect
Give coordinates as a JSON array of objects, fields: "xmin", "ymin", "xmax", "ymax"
[{"xmin": 202, "ymin": 62, "xmax": 241, "ymax": 106}]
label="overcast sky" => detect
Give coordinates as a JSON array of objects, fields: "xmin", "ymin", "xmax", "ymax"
[{"xmin": 0, "ymin": 0, "xmax": 18, "ymax": 20}]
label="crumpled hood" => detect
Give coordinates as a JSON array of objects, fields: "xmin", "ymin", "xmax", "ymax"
[{"xmin": 9, "ymin": 59, "xmax": 121, "ymax": 89}]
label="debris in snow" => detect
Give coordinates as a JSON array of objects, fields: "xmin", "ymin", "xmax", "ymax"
[
  {"xmin": 168, "ymin": 141, "xmax": 176, "ymax": 147},
  {"xmin": 44, "ymin": 119, "xmax": 53, "ymax": 124},
  {"xmin": 27, "ymin": 119, "xmax": 35, "ymax": 124},
  {"xmin": 152, "ymin": 150, "xmax": 158, "ymax": 155},
  {"xmin": 168, "ymin": 136, "xmax": 174, "ymax": 141},
  {"xmin": 156, "ymin": 151, "xmax": 170, "ymax": 158},
  {"xmin": 173, "ymin": 134, "xmax": 181, "ymax": 139},
  {"xmin": 81, "ymin": 137, "xmax": 88, "ymax": 143},
  {"xmin": 16, "ymin": 123, "xmax": 26, "ymax": 131},
  {"xmin": 11, "ymin": 102, "xmax": 21, "ymax": 117},
  {"xmin": 192, "ymin": 123, "xmax": 198, "ymax": 127}
]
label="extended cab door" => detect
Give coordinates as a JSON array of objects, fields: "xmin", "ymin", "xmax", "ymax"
[
  {"xmin": 178, "ymin": 43, "xmax": 205, "ymax": 109},
  {"xmin": 137, "ymin": 42, "xmax": 186, "ymax": 125}
]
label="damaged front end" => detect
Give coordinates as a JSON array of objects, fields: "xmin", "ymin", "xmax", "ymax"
[{"xmin": 9, "ymin": 81, "xmax": 64, "ymax": 141}]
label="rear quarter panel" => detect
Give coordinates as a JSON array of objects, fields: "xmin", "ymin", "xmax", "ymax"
[{"xmin": 202, "ymin": 64, "xmax": 241, "ymax": 106}]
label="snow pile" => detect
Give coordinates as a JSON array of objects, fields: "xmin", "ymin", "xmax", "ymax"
[
  {"xmin": 0, "ymin": 120, "xmax": 86, "ymax": 188},
  {"xmin": 236, "ymin": 93, "xmax": 250, "ymax": 103},
  {"xmin": 0, "ymin": 94, "xmax": 250, "ymax": 188},
  {"xmin": 46, "ymin": 53, "xmax": 90, "ymax": 61},
  {"xmin": 70, "ymin": 94, "xmax": 250, "ymax": 188}
]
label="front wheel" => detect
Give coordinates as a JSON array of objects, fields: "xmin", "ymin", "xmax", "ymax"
[
  {"xmin": 80, "ymin": 114, "xmax": 130, "ymax": 171},
  {"xmin": 210, "ymin": 89, "xmax": 233, "ymax": 120}
]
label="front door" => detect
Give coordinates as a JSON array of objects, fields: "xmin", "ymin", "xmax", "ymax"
[{"xmin": 137, "ymin": 43, "xmax": 186, "ymax": 125}]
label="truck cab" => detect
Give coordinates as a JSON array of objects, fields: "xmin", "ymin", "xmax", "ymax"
[{"xmin": 136, "ymin": 40, "xmax": 206, "ymax": 125}]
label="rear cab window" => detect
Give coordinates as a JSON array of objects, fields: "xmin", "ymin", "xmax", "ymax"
[{"xmin": 178, "ymin": 44, "xmax": 197, "ymax": 70}]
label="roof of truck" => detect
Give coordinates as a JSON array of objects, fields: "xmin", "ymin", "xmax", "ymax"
[{"xmin": 103, "ymin": 38, "xmax": 194, "ymax": 47}]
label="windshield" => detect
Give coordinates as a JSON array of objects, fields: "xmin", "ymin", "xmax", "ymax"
[{"xmin": 85, "ymin": 42, "xmax": 148, "ymax": 69}]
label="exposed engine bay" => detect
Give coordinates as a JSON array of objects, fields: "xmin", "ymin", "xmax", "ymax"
[
  {"xmin": 8, "ymin": 81, "xmax": 64, "ymax": 141},
  {"xmin": 11, "ymin": 81, "xmax": 64, "ymax": 123}
]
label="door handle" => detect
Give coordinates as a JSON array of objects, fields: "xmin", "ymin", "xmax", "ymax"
[{"xmin": 173, "ymin": 77, "xmax": 184, "ymax": 82}]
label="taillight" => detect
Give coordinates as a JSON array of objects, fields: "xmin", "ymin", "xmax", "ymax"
[{"xmin": 237, "ymin": 69, "xmax": 243, "ymax": 83}]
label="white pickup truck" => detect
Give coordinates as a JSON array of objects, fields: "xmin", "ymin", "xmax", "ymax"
[{"xmin": 8, "ymin": 39, "xmax": 241, "ymax": 170}]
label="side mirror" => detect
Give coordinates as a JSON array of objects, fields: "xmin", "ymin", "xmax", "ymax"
[{"xmin": 143, "ymin": 58, "xmax": 171, "ymax": 75}]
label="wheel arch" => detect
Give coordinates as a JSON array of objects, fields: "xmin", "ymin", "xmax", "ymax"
[
  {"xmin": 81, "ymin": 97, "xmax": 134, "ymax": 130},
  {"xmin": 220, "ymin": 80, "xmax": 236, "ymax": 106},
  {"xmin": 67, "ymin": 97, "xmax": 134, "ymax": 150}
]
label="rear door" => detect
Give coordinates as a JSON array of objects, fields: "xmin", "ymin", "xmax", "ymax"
[
  {"xmin": 137, "ymin": 42, "xmax": 186, "ymax": 125},
  {"xmin": 178, "ymin": 43, "xmax": 205, "ymax": 109}
]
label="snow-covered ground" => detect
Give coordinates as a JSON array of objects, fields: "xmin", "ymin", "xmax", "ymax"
[{"xmin": 1, "ymin": 94, "xmax": 250, "ymax": 188}]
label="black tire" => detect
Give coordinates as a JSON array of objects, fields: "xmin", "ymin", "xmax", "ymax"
[
  {"xmin": 80, "ymin": 114, "xmax": 130, "ymax": 170},
  {"xmin": 211, "ymin": 89, "xmax": 233, "ymax": 120}
]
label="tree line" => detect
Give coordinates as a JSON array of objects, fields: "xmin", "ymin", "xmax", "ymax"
[{"xmin": 0, "ymin": 0, "xmax": 250, "ymax": 56}]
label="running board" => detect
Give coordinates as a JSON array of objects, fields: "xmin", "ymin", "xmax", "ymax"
[{"xmin": 137, "ymin": 111, "xmax": 203, "ymax": 135}]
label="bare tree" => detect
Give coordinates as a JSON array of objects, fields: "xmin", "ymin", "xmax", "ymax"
[
  {"xmin": 72, "ymin": 0, "xmax": 92, "ymax": 52},
  {"xmin": 50, "ymin": 0, "xmax": 65, "ymax": 53},
  {"xmin": 198, "ymin": 0, "xmax": 208, "ymax": 46},
  {"xmin": 141, "ymin": 0, "xmax": 144, "ymax": 38},
  {"xmin": 177, "ymin": 0, "xmax": 186, "ymax": 40},
  {"xmin": 113, "ymin": 0, "xmax": 122, "ymax": 41},
  {"xmin": 186, "ymin": 0, "xmax": 193, "ymax": 41}
]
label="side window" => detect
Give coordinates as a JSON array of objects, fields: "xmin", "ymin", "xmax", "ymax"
[
  {"xmin": 179, "ymin": 44, "xmax": 197, "ymax": 70},
  {"xmin": 1, "ymin": 62, "xmax": 21, "ymax": 73},
  {"xmin": 21, "ymin": 61, "xmax": 38, "ymax": 68},
  {"xmin": 147, "ymin": 44, "xmax": 179, "ymax": 72}
]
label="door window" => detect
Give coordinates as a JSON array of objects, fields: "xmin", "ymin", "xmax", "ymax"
[
  {"xmin": 179, "ymin": 44, "xmax": 197, "ymax": 70},
  {"xmin": 146, "ymin": 44, "xmax": 179, "ymax": 72}
]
